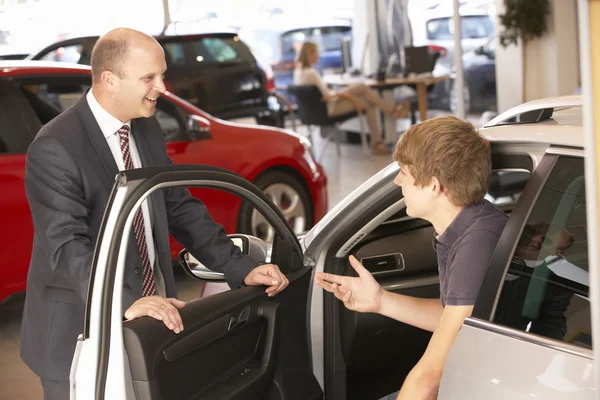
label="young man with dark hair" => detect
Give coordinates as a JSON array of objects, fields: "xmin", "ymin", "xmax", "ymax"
[{"xmin": 315, "ymin": 116, "xmax": 507, "ymax": 399}]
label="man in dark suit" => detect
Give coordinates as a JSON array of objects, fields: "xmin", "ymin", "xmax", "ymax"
[{"xmin": 21, "ymin": 28, "xmax": 289, "ymax": 400}]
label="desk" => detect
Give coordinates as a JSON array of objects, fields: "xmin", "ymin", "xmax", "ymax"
[
  {"xmin": 323, "ymin": 73, "xmax": 450, "ymax": 121},
  {"xmin": 323, "ymin": 74, "xmax": 450, "ymax": 141}
]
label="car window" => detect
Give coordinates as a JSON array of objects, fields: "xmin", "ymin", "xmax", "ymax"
[
  {"xmin": 281, "ymin": 26, "xmax": 351, "ymax": 57},
  {"xmin": 19, "ymin": 80, "xmax": 89, "ymax": 124},
  {"xmin": 155, "ymin": 97, "xmax": 188, "ymax": 142},
  {"xmin": 485, "ymin": 170, "xmax": 530, "ymax": 207},
  {"xmin": 0, "ymin": 79, "xmax": 41, "ymax": 153},
  {"xmin": 163, "ymin": 42, "xmax": 186, "ymax": 65},
  {"xmin": 201, "ymin": 37, "xmax": 238, "ymax": 62},
  {"xmin": 39, "ymin": 44, "xmax": 90, "ymax": 64},
  {"xmin": 426, "ymin": 15, "xmax": 494, "ymax": 40},
  {"xmin": 160, "ymin": 36, "xmax": 256, "ymax": 66},
  {"xmin": 493, "ymin": 157, "xmax": 591, "ymax": 349}
]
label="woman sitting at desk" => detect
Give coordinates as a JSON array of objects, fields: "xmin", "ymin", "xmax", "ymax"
[{"xmin": 293, "ymin": 41, "xmax": 409, "ymax": 155}]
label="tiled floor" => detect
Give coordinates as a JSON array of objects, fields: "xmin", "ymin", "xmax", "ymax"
[{"xmin": 0, "ymin": 112, "xmax": 458, "ymax": 399}]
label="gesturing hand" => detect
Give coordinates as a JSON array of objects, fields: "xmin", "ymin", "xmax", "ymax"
[
  {"xmin": 244, "ymin": 263, "xmax": 289, "ymax": 297},
  {"xmin": 124, "ymin": 296, "xmax": 186, "ymax": 333},
  {"xmin": 314, "ymin": 255, "xmax": 383, "ymax": 313}
]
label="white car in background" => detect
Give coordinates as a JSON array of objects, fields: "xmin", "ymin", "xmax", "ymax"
[
  {"xmin": 73, "ymin": 96, "xmax": 594, "ymax": 399},
  {"xmin": 409, "ymin": 2, "xmax": 495, "ymax": 68}
]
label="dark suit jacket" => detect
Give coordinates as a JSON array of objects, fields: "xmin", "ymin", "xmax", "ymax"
[{"xmin": 20, "ymin": 93, "xmax": 256, "ymax": 381}]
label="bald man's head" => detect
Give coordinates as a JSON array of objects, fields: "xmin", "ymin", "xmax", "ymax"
[
  {"xmin": 90, "ymin": 28, "xmax": 160, "ymax": 82},
  {"xmin": 89, "ymin": 28, "xmax": 167, "ymax": 122}
]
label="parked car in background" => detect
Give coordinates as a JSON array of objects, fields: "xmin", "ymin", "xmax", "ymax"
[
  {"xmin": 0, "ymin": 61, "xmax": 328, "ymax": 303},
  {"xmin": 430, "ymin": 35, "xmax": 497, "ymax": 115},
  {"xmin": 75, "ymin": 95, "xmax": 594, "ymax": 399},
  {"xmin": 238, "ymin": 19, "xmax": 352, "ymax": 100},
  {"xmin": 26, "ymin": 32, "xmax": 286, "ymax": 126},
  {"xmin": 409, "ymin": 2, "xmax": 494, "ymax": 68}
]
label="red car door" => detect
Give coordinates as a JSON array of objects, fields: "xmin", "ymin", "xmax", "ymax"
[{"xmin": 0, "ymin": 80, "xmax": 40, "ymax": 301}]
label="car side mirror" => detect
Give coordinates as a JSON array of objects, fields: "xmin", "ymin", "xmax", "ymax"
[
  {"xmin": 187, "ymin": 115, "xmax": 211, "ymax": 141},
  {"xmin": 474, "ymin": 46, "xmax": 485, "ymax": 56},
  {"xmin": 178, "ymin": 234, "xmax": 270, "ymax": 281}
]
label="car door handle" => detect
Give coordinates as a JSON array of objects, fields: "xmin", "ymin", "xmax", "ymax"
[{"xmin": 228, "ymin": 306, "xmax": 250, "ymax": 331}]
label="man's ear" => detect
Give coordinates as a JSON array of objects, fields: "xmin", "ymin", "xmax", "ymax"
[
  {"xmin": 100, "ymin": 70, "xmax": 118, "ymax": 93},
  {"xmin": 430, "ymin": 176, "xmax": 443, "ymax": 197}
]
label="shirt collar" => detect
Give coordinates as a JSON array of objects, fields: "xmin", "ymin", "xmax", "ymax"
[
  {"xmin": 86, "ymin": 89, "xmax": 131, "ymax": 139},
  {"xmin": 437, "ymin": 201, "xmax": 488, "ymax": 247}
]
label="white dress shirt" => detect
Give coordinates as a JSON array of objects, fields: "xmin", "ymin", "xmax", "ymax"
[{"xmin": 86, "ymin": 90, "xmax": 164, "ymax": 295}]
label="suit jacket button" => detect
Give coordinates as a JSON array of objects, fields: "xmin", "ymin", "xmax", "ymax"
[{"xmin": 134, "ymin": 268, "xmax": 141, "ymax": 275}]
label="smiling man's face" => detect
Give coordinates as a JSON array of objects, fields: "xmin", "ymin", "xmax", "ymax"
[{"xmin": 112, "ymin": 38, "xmax": 167, "ymax": 121}]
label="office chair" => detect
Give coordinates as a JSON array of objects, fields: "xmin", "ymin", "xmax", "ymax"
[{"xmin": 287, "ymin": 85, "xmax": 368, "ymax": 161}]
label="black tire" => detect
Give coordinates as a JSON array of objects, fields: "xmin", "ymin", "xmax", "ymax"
[{"xmin": 238, "ymin": 170, "xmax": 314, "ymax": 241}]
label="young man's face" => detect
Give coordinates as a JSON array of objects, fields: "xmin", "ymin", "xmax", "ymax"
[{"xmin": 394, "ymin": 164, "xmax": 432, "ymax": 219}]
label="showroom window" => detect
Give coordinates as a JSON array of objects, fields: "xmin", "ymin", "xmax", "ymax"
[{"xmin": 493, "ymin": 156, "xmax": 591, "ymax": 349}]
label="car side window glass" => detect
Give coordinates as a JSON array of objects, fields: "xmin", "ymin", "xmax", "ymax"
[
  {"xmin": 40, "ymin": 44, "xmax": 87, "ymax": 64},
  {"xmin": 485, "ymin": 170, "xmax": 530, "ymax": 207},
  {"xmin": 201, "ymin": 38, "xmax": 238, "ymax": 62},
  {"xmin": 20, "ymin": 82, "xmax": 89, "ymax": 124},
  {"xmin": 155, "ymin": 98, "xmax": 187, "ymax": 142},
  {"xmin": 493, "ymin": 157, "xmax": 591, "ymax": 349},
  {"xmin": 163, "ymin": 42, "xmax": 186, "ymax": 65}
]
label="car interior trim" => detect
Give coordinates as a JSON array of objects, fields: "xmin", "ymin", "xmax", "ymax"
[
  {"xmin": 336, "ymin": 199, "xmax": 406, "ymax": 257},
  {"xmin": 382, "ymin": 276, "xmax": 440, "ymax": 292},
  {"xmin": 546, "ymin": 147, "xmax": 585, "ymax": 157},
  {"xmin": 464, "ymin": 317, "xmax": 593, "ymax": 360}
]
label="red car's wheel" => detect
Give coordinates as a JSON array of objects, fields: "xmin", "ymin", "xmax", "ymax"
[{"xmin": 238, "ymin": 170, "xmax": 313, "ymax": 242}]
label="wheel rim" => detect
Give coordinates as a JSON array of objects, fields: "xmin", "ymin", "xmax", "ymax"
[{"xmin": 251, "ymin": 183, "xmax": 307, "ymax": 242}]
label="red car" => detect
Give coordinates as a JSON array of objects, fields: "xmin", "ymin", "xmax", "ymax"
[{"xmin": 0, "ymin": 61, "xmax": 328, "ymax": 302}]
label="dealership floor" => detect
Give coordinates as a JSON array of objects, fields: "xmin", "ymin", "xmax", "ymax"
[{"xmin": 0, "ymin": 114, "xmax": 453, "ymax": 399}]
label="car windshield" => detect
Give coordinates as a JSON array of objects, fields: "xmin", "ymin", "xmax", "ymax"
[
  {"xmin": 281, "ymin": 26, "xmax": 351, "ymax": 56},
  {"xmin": 426, "ymin": 15, "xmax": 494, "ymax": 40}
]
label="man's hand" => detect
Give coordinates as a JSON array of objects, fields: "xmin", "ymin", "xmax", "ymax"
[
  {"xmin": 244, "ymin": 264, "xmax": 289, "ymax": 296},
  {"xmin": 315, "ymin": 255, "xmax": 384, "ymax": 313},
  {"xmin": 124, "ymin": 296, "xmax": 186, "ymax": 334}
]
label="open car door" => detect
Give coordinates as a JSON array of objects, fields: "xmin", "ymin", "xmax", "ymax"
[{"xmin": 71, "ymin": 165, "xmax": 323, "ymax": 400}]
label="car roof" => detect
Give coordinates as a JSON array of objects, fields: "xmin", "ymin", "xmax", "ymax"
[
  {"xmin": 0, "ymin": 60, "xmax": 91, "ymax": 74},
  {"xmin": 422, "ymin": 4, "xmax": 489, "ymax": 19},
  {"xmin": 481, "ymin": 95, "xmax": 584, "ymax": 149},
  {"xmin": 26, "ymin": 32, "xmax": 242, "ymax": 60}
]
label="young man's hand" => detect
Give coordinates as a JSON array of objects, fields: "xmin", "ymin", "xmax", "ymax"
[
  {"xmin": 244, "ymin": 264, "xmax": 289, "ymax": 297},
  {"xmin": 124, "ymin": 296, "xmax": 186, "ymax": 333},
  {"xmin": 315, "ymin": 255, "xmax": 384, "ymax": 313}
]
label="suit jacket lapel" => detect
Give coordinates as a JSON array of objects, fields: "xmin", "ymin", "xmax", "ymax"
[{"xmin": 75, "ymin": 91, "xmax": 119, "ymax": 184}]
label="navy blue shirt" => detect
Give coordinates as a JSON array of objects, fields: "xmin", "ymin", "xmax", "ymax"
[{"xmin": 433, "ymin": 200, "xmax": 508, "ymax": 307}]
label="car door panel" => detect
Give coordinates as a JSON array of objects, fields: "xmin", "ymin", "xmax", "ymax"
[
  {"xmin": 441, "ymin": 319, "xmax": 595, "ymax": 399},
  {"xmin": 340, "ymin": 220, "xmax": 439, "ymax": 399},
  {"xmin": 124, "ymin": 287, "xmax": 279, "ymax": 400},
  {"xmin": 76, "ymin": 165, "xmax": 322, "ymax": 399}
]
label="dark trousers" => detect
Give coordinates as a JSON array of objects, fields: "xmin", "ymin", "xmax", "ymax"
[{"xmin": 41, "ymin": 379, "xmax": 69, "ymax": 400}]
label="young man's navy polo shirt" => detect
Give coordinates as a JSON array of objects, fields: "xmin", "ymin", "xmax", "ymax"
[{"xmin": 433, "ymin": 200, "xmax": 508, "ymax": 307}]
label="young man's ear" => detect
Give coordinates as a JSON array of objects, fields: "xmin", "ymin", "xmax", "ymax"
[{"xmin": 430, "ymin": 176, "xmax": 443, "ymax": 197}]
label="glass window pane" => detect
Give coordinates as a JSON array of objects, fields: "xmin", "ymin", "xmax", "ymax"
[{"xmin": 493, "ymin": 157, "xmax": 591, "ymax": 349}]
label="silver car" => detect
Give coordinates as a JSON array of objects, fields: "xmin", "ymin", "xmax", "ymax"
[{"xmin": 72, "ymin": 95, "xmax": 594, "ymax": 399}]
